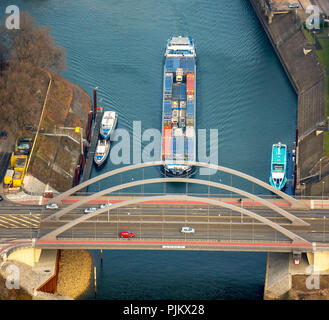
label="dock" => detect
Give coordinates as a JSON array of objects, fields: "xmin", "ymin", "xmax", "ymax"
[
  {"xmin": 80, "ymin": 107, "xmax": 103, "ymax": 192},
  {"xmin": 285, "ymin": 147, "xmax": 296, "ymax": 196}
]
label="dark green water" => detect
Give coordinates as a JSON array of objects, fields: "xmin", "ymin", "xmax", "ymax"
[{"xmin": 1, "ymin": 0, "xmax": 297, "ymax": 299}]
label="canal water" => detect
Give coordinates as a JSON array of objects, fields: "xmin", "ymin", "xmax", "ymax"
[{"xmin": 1, "ymin": 0, "xmax": 297, "ymax": 299}]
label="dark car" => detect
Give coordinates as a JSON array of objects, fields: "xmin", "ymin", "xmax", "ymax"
[
  {"xmin": 19, "ymin": 137, "xmax": 33, "ymax": 143},
  {"xmin": 0, "ymin": 195, "xmax": 3, "ymax": 201},
  {"xmin": 0, "ymin": 131, "xmax": 7, "ymax": 139}
]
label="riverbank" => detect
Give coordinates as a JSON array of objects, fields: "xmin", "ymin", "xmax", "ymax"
[
  {"xmin": 56, "ymin": 250, "xmax": 93, "ymax": 299},
  {"xmin": 264, "ymin": 252, "xmax": 329, "ymax": 300},
  {"xmin": 249, "ymin": 0, "xmax": 327, "ymax": 197},
  {"xmin": 0, "ymin": 249, "xmax": 92, "ymax": 300},
  {"xmin": 25, "ymin": 72, "xmax": 91, "ymax": 193}
]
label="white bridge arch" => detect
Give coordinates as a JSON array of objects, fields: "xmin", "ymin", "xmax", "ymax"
[
  {"xmin": 44, "ymin": 178, "xmax": 308, "ymax": 226},
  {"xmin": 40, "ymin": 194, "xmax": 310, "ymax": 244},
  {"xmin": 49, "ymin": 161, "xmax": 306, "ymax": 209}
]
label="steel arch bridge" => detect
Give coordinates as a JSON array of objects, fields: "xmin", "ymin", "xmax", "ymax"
[
  {"xmin": 49, "ymin": 161, "xmax": 305, "ymax": 208},
  {"xmin": 40, "ymin": 162, "xmax": 310, "ymax": 244}
]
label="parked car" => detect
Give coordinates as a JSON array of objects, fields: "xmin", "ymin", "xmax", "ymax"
[
  {"xmin": 0, "ymin": 131, "xmax": 7, "ymax": 140},
  {"xmin": 16, "ymin": 143, "xmax": 31, "ymax": 151},
  {"xmin": 288, "ymin": 3, "xmax": 299, "ymax": 8},
  {"xmin": 119, "ymin": 231, "xmax": 135, "ymax": 238},
  {"xmin": 99, "ymin": 202, "xmax": 113, "ymax": 209},
  {"xmin": 0, "ymin": 195, "xmax": 3, "ymax": 201},
  {"xmin": 46, "ymin": 203, "xmax": 59, "ymax": 210},
  {"xmin": 19, "ymin": 137, "xmax": 33, "ymax": 143},
  {"xmin": 180, "ymin": 226, "xmax": 195, "ymax": 234},
  {"xmin": 84, "ymin": 207, "xmax": 97, "ymax": 214}
]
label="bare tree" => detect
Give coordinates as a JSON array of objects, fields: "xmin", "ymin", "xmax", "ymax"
[
  {"xmin": 7, "ymin": 12, "xmax": 66, "ymax": 73},
  {"xmin": 0, "ymin": 62, "xmax": 36, "ymax": 137},
  {"xmin": 0, "ymin": 11, "xmax": 67, "ymax": 136},
  {"xmin": 0, "ymin": 42, "xmax": 9, "ymax": 77}
]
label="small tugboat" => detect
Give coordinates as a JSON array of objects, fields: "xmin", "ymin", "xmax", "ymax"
[
  {"xmin": 269, "ymin": 142, "xmax": 287, "ymax": 190},
  {"xmin": 94, "ymin": 139, "xmax": 110, "ymax": 166},
  {"xmin": 100, "ymin": 111, "xmax": 117, "ymax": 140}
]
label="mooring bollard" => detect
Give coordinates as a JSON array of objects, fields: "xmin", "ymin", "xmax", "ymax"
[
  {"xmin": 100, "ymin": 249, "xmax": 103, "ymax": 264},
  {"xmin": 94, "ymin": 266, "xmax": 97, "ymax": 296}
]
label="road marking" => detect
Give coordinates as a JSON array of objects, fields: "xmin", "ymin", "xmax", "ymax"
[
  {"xmin": 162, "ymin": 245, "xmax": 185, "ymax": 249},
  {"xmin": 0, "ymin": 217, "xmax": 17, "ymax": 228},
  {"xmin": 4, "ymin": 216, "xmax": 30, "ymax": 227},
  {"xmin": 0, "ymin": 222, "xmax": 9, "ymax": 229},
  {"xmin": 11, "ymin": 215, "xmax": 40, "ymax": 225}
]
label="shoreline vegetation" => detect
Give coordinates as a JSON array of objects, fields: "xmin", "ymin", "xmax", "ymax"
[
  {"xmin": 0, "ymin": 12, "xmax": 93, "ymax": 300},
  {"xmin": 0, "ymin": 11, "xmax": 91, "ymax": 193},
  {"xmin": 0, "ymin": 12, "xmax": 66, "ymax": 140}
]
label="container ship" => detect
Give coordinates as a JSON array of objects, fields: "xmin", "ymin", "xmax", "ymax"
[
  {"xmin": 161, "ymin": 36, "xmax": 196, "ymax": 176},
  {"xmin": 269, "ymin": 142, "xmax": 287, "ymax": 190}
]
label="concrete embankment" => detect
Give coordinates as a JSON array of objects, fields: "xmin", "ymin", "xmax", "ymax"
[
  {"xmin": 264, "ymin": 252, "xmax": 329, "ymax": 299},
  {"xmin": 24, "ymin": 72, "xmax": 92, "ymax": 194},
  {"xmin": 0, "ymin": 248, "xmax": 92, "ymax": 300},
  {"xmin": 249, "ymin": 0, "xmax": 326, "ymax": 195}
]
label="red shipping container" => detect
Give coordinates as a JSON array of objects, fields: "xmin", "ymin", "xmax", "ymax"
[{"xmin": 186, "ymin": 73, "xmax": 194, "ymax": 95}]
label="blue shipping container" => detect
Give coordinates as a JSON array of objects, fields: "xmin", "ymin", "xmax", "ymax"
[
  {"xmin": 164, "ymin": 100, "xmax": 172, "ymax": 115},
  {"xmin": 186, "ymin": 138, "xmax": 194, "ymax": 160},
  {"xmin": 166, "ymin": 58, "xmax": 174, "ymax": 72},
  {"xmin": 186, "ymin": 58, "xmax": 194, "ymax": 72},
  {"xmin": 165, "ymin": 75, "xmax": 173, "ymax": 92},
  {"xmin": 186, "ymin": 101, "xmax": 194, "ymax": 117},
  {"xmin": 173, "ymin": 57, "xmax": 180, "ymax": 71},
  {"xmin": 175, "ymin": 136, "xmax": 185, "ymax": 155},
  {"xmin": 172, "ymin": 137, "xmax": 176, "ymax": 154},
  {"xmin": 180, "ymin": 83, "xmax": 187, "ymax": 100},
  {"xmin": 180, "ymin": 57, "xmax": 187, "ymax": 71},
  {"xmin": 172, "ymin": 85, "xmax": 180, "ymax": 100}
]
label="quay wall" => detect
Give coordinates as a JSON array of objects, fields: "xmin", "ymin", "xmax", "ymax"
[{"xmin": 249, "ymin": 0, "xmax": 326, "ymax": 193}]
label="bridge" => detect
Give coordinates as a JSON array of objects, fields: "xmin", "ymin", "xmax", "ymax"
[{"xmin": 1, "ymin": 161, "xmax": 329, "ymax": 260}]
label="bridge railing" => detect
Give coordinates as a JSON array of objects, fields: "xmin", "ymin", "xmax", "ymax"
[
  {"xmin": 71, "ymin": 191, "xmax": 282, "ymax": 199},
  {"xmin": 65, "ymin": 191, "xmax": 327, "ymax": 200}
]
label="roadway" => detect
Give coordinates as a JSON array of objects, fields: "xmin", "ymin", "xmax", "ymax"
[
  {"xmin": 1, "ymin": 202, "xmax": 329, "ymax": 246},
  {"xmin": 0, "ymin": 152, "xmax": 10, "ymax": 184}
]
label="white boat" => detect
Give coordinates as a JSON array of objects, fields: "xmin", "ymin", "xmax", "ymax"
[
  {"xmin": 94, "ymin": 139, "xmax": 110, "ymax": 166},
  {"xmin": 269, "ymin": 142, "xmax": 287, "ymax": 190},
  {"xmin": 100, "ymin": 111, "xmax": 117, "ymax": 140}
]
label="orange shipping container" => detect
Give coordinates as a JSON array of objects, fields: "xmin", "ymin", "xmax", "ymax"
[
  {"xmin": 186, "ymin": 73, "xmax": 194, "ymax": 95},
  {"xmin": 163, "ymin": 126, "xmax": 171, "ymax": 138}
]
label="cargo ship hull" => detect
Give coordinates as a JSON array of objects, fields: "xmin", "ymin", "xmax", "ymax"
[{"xmin": 161, "ymin": 36, "xmax": 196, "ymax": 176}]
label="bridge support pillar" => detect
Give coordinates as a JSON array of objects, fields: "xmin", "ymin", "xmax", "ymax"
[
  {"xmin": 306, "ymin": 252, "xmax": 329, "ymax": 272},
  {"xmin": 7, "ymin": 248, "xmax": 42, "ymax": 267},
  {"xmin": 264, "ymin": 252, "xmax": 291, "ymax": 299}
]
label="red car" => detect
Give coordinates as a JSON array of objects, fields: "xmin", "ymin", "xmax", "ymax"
[{"xmin": 119, "ymin": 231, "xmax": 135, "ymax": 238}]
